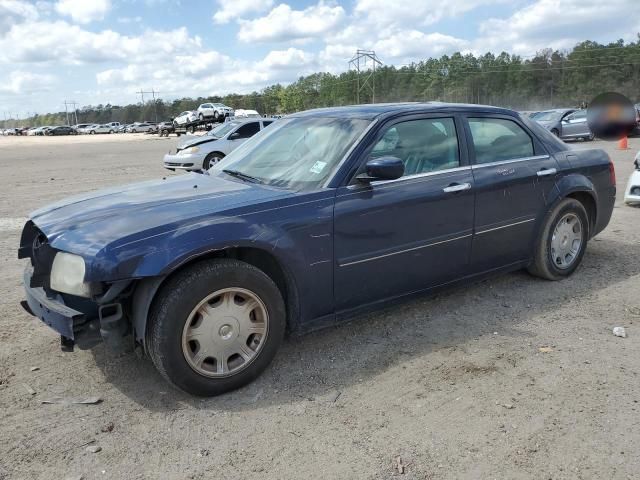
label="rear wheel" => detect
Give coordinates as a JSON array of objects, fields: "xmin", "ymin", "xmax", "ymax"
[
  {"xmin": 147, "ymin": 259, "xmax": 286, "ymax": 396},
  {"xmin": 528, "ymin": 198, "xmax": 589, "ymax": 280},
  {"xmin": 203, "ymin": 152, "xmax": 225, "ymax": 169},
  {"xmin": 551, "ymin": 128, "xmax": 560, "ymax": 137}
]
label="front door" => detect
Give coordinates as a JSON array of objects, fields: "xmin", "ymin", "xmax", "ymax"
[
  {"xmin": 464, "ymin": 115, "xmax": 559, "ymax": 272},
  {"xmin": 561, "ymin": 110, "xmax": 590, "ymax": 138},
  {"xmin": 333, "ymin": 115, "xmax": 475, "ymax": 312}
]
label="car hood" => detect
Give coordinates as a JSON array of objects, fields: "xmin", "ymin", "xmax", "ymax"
[
  {"xmin": 177, "ymin": 135, "xmax": 218, "ymax": 150},
  {"xmin": 29, "ymin": 172, "xmax": 290, "ymax": 256}
]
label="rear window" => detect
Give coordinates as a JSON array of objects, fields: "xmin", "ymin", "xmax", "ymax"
[{"xmin": 468, "ymin": 117, "xmax": 534, "ymax": 164}]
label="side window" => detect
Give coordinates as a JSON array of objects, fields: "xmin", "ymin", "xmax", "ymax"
[
  {"xmin": 370, "ymin": 118, "xmax": 460, "ymax": 176},
  {"xmin": 262, "ymin": 121, "xmax": 273, "ymax": 128},
  {"xmin": 468, "ymin": 118, "xmax": 534, "ymax": 164},
  {"xmin": 234, "ymin": 122, "xmax": 260, "ymax": 139}
]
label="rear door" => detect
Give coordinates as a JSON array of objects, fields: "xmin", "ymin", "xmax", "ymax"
[
  {"xmin": 333, "ymin": 115, "xmax": 475, "ymax": 311},
  {"xmin": 463, "ymin": 115, "xmax": 558, "ymax": 272}
]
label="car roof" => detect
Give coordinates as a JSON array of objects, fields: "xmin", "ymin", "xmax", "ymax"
[{"xmin": 289, "ymin": 102, "xmax": 520, "ymax": 120}]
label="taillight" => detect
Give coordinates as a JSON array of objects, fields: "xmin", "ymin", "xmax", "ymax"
[{"xmin": 608, "ymin": 159, "xmax": 616, "ymax": 186}]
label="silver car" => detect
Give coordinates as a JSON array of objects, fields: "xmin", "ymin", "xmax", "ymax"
[{"xmin": 163, "ymin": 118, "xmax": 274, "ymax": 171}]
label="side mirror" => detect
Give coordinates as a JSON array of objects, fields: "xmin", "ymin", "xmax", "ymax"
[
  {"xmin": 357, "ymin": 156, "xmax": 404, "ymax": 182},
  {"xmin": 229, "ymin": 132, "xmax": 241, "ymax": 140}
]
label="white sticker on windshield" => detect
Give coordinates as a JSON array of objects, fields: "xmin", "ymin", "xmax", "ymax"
[{"xmin": 310, "ymin": 161, "xmax": 327, "ymax": 174}]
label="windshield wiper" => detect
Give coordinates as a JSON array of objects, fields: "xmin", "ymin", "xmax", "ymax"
[{"xmin": 222, "ymin": 169, "xmax": 262, "ymax": 184}]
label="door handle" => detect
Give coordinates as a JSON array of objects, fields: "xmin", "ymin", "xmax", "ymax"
[
  {"xmin": 443, "ymin": 182, "xmax": 471, "ymax": 193},
  {"xmin": 536, "ymin": 168, "xmax": 557, "ymax": 177}
]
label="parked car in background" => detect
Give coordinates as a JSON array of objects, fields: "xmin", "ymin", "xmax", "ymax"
[
  {"xmin": 557, "ymin": 109, "xmax": 594, "ymax": 141},
  {"xmin": 46, "ymin": 126, "xmax": 77, "ymax": 136},
  {"xmin": 532, "ymin": 109, "xmax": 576, "ymax": 138},
  {"xmin": 157, "ymin": 121, "xmax": 175, "ymax": 136},
  {"xmin": 128, "ymin": 123, "xmax": 155, "ymax": 133},
  {"xmin": 624, "ymin": 151, "xmax": 640, "ymax": 204},
  {"xmin": 87, "ymin": 124, "xmax": 116, "ymax": 134},
  {"xmin": 19, "ymin": 102, "xmax": 616, "ymax": 396},
  {"xmin": 163, "ymin": 118, "xmax": 274, "ymax": 170},
  {"xmin": 197, "ymin": 103, "xmax": 234, "ymax": 122},
  {"xmin": 234, "ymin": 109, "xmax": 261, "ymax": 118},
  {"xmin": 632, "ymin": 104, "xmax": 640, "ymax": 136},
  {"xmin": 173, "ymin": 111, "xmax": 199, "ymax": 127},
  {"xmin": 73, "ymin": 124, "xmax": 92, "ymax": 131}
]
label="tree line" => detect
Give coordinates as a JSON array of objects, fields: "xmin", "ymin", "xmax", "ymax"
[{"xmin": 3, "ymin": 37, "xmax": 639, "ymax": 128}]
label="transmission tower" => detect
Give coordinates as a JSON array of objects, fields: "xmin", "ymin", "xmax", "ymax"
[
  {"xmin": 348, "ymin": 49, "xmax": 383, "ymax": 104},
  {"xmin": 138, "ymin": 88, "xmax": 160, "ymax": 123}
]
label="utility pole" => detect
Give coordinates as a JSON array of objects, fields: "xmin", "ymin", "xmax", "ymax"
[
  {"xmin": 138, "ymin": 88, "xmax": 160, "ymax": 122},
  {"xmin": 348, "ymin": 50, "xmax": 383, "ymax": 104}
]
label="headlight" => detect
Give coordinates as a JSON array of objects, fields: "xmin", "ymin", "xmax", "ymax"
[
  {"xmin": 50, "ymin": 252, "xmax": 91, "ymax": 297},
  {"xmin": 180, "ymin": 146, "xmax": 200, "ymax": 155}
]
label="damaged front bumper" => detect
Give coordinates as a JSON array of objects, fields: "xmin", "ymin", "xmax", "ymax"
[{"xmin": 22, "ymin": 266, "xmax": 130, "ymax": 352}]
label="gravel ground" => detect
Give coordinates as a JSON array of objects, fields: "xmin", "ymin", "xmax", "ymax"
[{"xmin": 0, "ymin": 133, "xmax": 639, "ymax": 480}]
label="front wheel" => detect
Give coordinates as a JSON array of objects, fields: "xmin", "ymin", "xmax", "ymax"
[
  {"xmin": 147, "ymin": 259, "xmax": 286, "ymax": 396},
  {"xmin": 528, "ymin": 198, "xmax": 589, "ymax": 280},
  {"xmin": 551, "ymin": 128, "xmax": 560, "ymax": 137},
  {"xmin": 203, "ymin": 152, "xmax": 225, "ymax": 169}
]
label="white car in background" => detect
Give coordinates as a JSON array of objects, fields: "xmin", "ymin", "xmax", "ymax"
[
  {"xmin": 624, "ymin": 151, "xmax": 640, "ymax": 205},
  {"xmin": 127, "ymin": 123, "xmax": 155, "ymax": 133},
  {"xmin": 172, "ymin": 111, "xmax": 198, "ymax": 127},
  {"xmin": 196, "ymin": 103, "xmax": 234, "ymax": 122},
  {"xmin": 87, "ymin": 124, "xmax": 116, "ymax": 134},
  {"xmin": 233, "ymin": 109, "xmax": 260, "ymax": 118}
]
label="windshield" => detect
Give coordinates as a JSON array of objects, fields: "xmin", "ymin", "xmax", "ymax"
[
  {"xmin": 208, "ymin": 121, "xmax": 240, "ymax": 138},
  {"xmin": 534, "ymin": 110, "xmax": 563, "ymax": 121},
  {"xmin": 211, "ymin": 116, "xmax": 371, "ymax": 191}
]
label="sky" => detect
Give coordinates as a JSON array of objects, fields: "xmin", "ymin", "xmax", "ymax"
[{"xmin": 0, "ymin": 0, "xmax": 639, "ymax": 116}]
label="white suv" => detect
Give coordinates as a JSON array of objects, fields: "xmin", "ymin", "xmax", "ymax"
[{"xmin": 197, "ymin": 103, "xmax": 234, "ymax": 122}]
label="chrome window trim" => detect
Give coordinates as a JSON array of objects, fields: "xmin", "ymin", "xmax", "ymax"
[
  {"xmin": 339, "ymin": 233, "xmax": 472, "ymax": 267},
  {"xmin": 323, "ymin": 118, "xmax": 379, "ymax": 189},
  {"xmin": 471, "ymin": 154, "xmax": 550, "ymax": 169},
  {"xmin": 343, "ymin": 165, "xmax": 472, "ymax": 192},
  {"xmin": 475, "ymin": 218, "xmax": 535, "ymax": 235}
]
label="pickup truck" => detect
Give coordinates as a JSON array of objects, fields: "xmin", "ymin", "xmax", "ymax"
[{"xmin": 19, "ymin": 103, "xmax": 616, "ymax": 396}]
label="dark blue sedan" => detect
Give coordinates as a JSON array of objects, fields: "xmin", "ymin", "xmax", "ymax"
[{"xmin": 19, "ymin": 103, "xmax": 616, "ymax": 396}]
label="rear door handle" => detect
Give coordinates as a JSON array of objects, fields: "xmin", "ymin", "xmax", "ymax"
[
  {"xmin": 443, "ymin": 182, "xmax": 471, "ymax": 193},
  {"xmin": 536, "ymin": 168, "xmax": 557, "ymax": 177}
]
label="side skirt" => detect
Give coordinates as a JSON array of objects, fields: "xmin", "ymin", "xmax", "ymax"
[{"xmin": 294, "ymin": 259, "xmax": 531, "ymax": 335}]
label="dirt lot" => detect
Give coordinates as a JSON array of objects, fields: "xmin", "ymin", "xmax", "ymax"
[{"xmin": 0, "ymin": 133, "xmax": 639, "ymax": 480}]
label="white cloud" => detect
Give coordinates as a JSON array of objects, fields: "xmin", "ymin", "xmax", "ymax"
[
  {"xmin": 0, "ymin": 0, "xmax": 39, "ymax": 34},
  {"xmin": 354, "ymin": 0, "xmax": 504, "ymax": 28},
  {"xmin": 0, "ymin": 70, "xmax": 56, "ymax": 94},
  {"xmin": 477, "ymin": 0, "xmax": 640, "ymax": 54},
  {"xmin": 0, "ymin": 21, "xmax": 202, "ymax": 65},
  {"xmin": 238, "ymin": 1, "xmax": 346, "ymax": 43},
  {"xmin": 373, "ymin": 31, "xmax": 469, "ymax": 61},
  {"xmin": 55, "ymin": 0, "xmax": 111, "ymax": 24},
  {"xmin": 213, "ymin": 0, "xmax": 273, "ymax": 24}
]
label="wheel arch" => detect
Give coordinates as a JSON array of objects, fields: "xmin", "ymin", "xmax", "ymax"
[
  {"xmin": 130, "ymin": 245, "xmax": 299, "ymax": 352},
  {"xmin": 549, "ymin": 173, "xmax": 598, "ymax": 237}
]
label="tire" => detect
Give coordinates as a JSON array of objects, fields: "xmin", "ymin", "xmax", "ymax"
[
  {"xmin": 109, "ymin": 130, "xmax": 114, "ymax": 134},
  {"xmin": 203, "ymin": 152, "xmax": 225, "ymax": 169},
  {"xmin": 131, "ymin": 129, "xmax": 137, "ymax": 133},
  {"xmin": 528, "ymin": 198, "xmax": 590, "ymax": 280},
  {"xmin": 551, "ymin": 129, "xmax": 560, "ymax": 137},
  {"xmin": 90, "ymin": 130, "xmax": 95, "ymax": 135},
  {"xmin": 147, "ymin": 259, "xmax": 286, "ymax": 396},
  {"xmin": 199, "ymin": 113, "xmax": 204, "ymax": 121}
]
